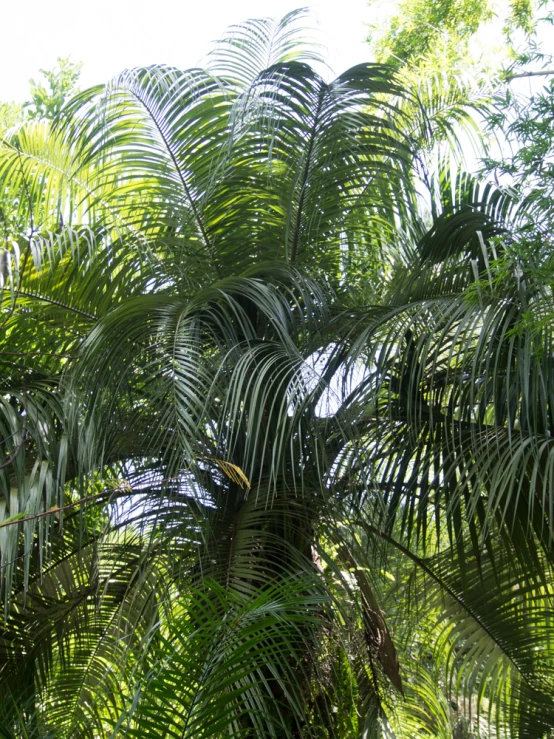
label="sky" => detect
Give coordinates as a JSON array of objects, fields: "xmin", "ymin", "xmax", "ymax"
[{"xmin": 1, "ymin": 0, "xmax": 372, "ymax": 102}]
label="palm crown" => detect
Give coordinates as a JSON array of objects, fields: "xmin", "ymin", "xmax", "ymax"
[{"xmin": 1, "ymin": 10, "xmax": 554, "ymax": 738}]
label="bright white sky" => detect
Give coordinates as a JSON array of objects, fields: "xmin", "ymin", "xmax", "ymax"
[{"xmin": 1, "ymin": 0, "xmax": 372, "ymax": 102}]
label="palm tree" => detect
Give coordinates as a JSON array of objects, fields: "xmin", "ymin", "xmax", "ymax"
[{"xmin": 1, "ymin": 10, "xmax": 554, "ymax": 737}]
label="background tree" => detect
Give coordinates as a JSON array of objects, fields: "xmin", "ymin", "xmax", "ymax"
[
  {"xmin": 0, "ymin": 102, "xmax": 22, "ymax": 135},
  {"xmin": 0, "ymin": 57, "xmax": 82, "ymax": 136},
  {"xmin": 366, "ymin": 0, "xmax": 542, "ymax": 72},
  {"xmin": 24, "ymin": 57, "xmax": 83, "ymax": 121}
]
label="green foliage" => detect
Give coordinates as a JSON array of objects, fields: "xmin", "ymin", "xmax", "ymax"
[
  {"xmin": 370, "ymin": 0, "xmax": 492, "ymax": 67},
  {"xmin": 1, "ymin": 8, "xmax": 554, "ymax": 738},
  {"xmin": 508, "ymin": 0, "xmax": 536, "ymax": 33},
  {"xmin": 485, "ymin": 78, "xmax": 554, "ymax": 236},
  {"xmin": 24, "ymin": 57, "xmax": 82, "ymax": 121},
  {"xmin": 0, "ymin": 58, "xmax": 82, "ymax": 139},
  {"xmin": 0, "ymin": 103, "xmax": 23, "ymax": 135},
  {"xmin": 367, "ymin": 0, "xmax": 546, "ymax": 77}
]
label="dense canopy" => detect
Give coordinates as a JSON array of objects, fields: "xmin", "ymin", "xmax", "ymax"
[{"xmin": 1, "ymin": 9, "xmax": 554, "ymax": 738}]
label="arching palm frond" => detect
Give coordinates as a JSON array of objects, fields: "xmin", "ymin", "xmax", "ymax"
[{"xmin": 206, "ymin": 7, "xmax": 324, "ymax": 86}]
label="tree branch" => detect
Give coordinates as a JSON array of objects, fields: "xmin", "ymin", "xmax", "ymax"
[
  {"xmin": 0, "ymin": 485, "xmax": 128, "ymax": 529},
  {"xmin": 505, "ymin": 69, "xmax": 554, "ymax": 81}
]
